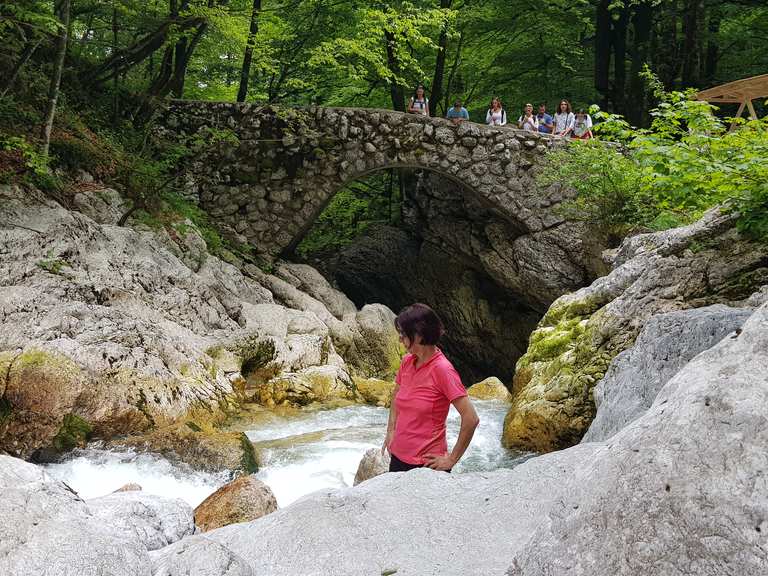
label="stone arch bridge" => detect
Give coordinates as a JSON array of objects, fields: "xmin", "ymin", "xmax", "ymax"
[{"xmin": 159, "ymin": 102, "xmax": 579, "ymax": 264}]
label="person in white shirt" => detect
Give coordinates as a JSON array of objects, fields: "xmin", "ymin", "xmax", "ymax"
[
  {"xmin": 518, "ymin": 103, "xmax": 539, "ymax": 132},
  {"xmin": 486, "ymin": 97, "xmax": 507, "ymax": 126},
  {"xmin": 408, "ymin": 85, "xmax": 430, "ymax": 116},
  {"xmin": 553, "ymin": 99, "xmax": 575, "ymax": 137},
  {"xmin": 573, "ymin": 108, "xmax": 594, "ymax": 139}
]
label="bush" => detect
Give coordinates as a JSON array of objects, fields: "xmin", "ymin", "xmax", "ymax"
[{"xmin": 538, "ymin": 90, "xmax": 768, "ymax": 242}]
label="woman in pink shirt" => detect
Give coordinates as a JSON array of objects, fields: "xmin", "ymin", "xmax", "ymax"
[{"xmin": 383, "ymin": 303, "xmax": 480, "ymax": 472}]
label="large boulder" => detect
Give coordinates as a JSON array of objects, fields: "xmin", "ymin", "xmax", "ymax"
[
  {"xmin": 151, "ymin": 447, "xmax": 596, "ymax": 576},
  {"xmin": 582, "ymin": 304, "xmax": 751, "ymax": 442},
  {"xmin": 109, "ymin": 423, "xmax": 259, "ymax": 474},
  {"xmin": 0, "ymin": 454, "xmax": 187, "ymax": 576},
  {"xmin": 0, "ymin": 184, "xmax": 399, "ymax": 458},
  {"xmin": 506, "ymin": 301, "xmax": 768, "ymax": 574},
  {"xmin": 150, "ymin": 537, "xmax": 254, "ymax": 576},
  {"xmin": 86, "ymin": 492, "xmax": 194, "ymax": 551},
  {"xmin": 503, "ymin": 209, "xmax": 767, "ymax": 452},
  {"xmin": 194, "ymin": 475, "xmax": 277, "ymax": 532}
]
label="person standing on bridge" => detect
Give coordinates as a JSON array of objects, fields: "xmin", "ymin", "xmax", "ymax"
[
  {"xmin": 573, "ymin": 108, "xmax": 594, "ymax": 139},
  {"xmin": 446, "ymin": 99, "xmax": 470, "ymax": 124},
  {"xmin": 518, "ymin": 103, "xmax": 539, "ymax": 132},
  {"xmin": 408, "ymin": 85, "xmax": 430, "ymax": 116},
  {"xmin": 486, "ymin": 97, "xmax": 507, "ymax": 126},
  {"xmin": 537, "ymin": 103, "xmax": 554, "ymax": 134},
  {"xmin": 383, "ymin": 303, "xmax": 479, "ymax": 473},
  {"xmin": 553, "ymin": 99, "xmax": 575, "ymax": 137}
]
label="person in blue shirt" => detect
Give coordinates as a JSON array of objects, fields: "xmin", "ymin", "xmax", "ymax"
[
  {"xmin": 537, "ymin": 103, "xmax": 554, "ymax": 134},
  {"xmin": 446, "ymin": 99, "xmax": 470, "ymax": 124}
]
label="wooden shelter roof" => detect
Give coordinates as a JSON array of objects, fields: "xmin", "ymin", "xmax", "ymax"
[{"xmin": 696, "ymin": 74, "xmax": 768, "ymax": 103}]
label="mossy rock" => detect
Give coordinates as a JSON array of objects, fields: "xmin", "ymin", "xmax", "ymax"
[
  {"xmin": 354, "ymin": 377, "xmax": 396, "ymax": 407},
  {"xmin": 111, "ymin": 421, "xmax": 259, "ymax": 475},
  {"xmin": 503, "ymin": 304, "xmax": 620, "ymax": 453},
  {"xmin": 52, "ymin": 413, "xmax": 93, "ymax": 452}
]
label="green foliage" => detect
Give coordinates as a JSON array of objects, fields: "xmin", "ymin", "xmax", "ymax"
[
  {"xmin": 1, "ymin": 135, "xmax": 48, "ymax": 175},
  {"xmin": 539, "ymin": 90, "xmax": 768, "ymax": 241},
  {"xmin": 36, "ymin": 257, "xmax": 69, "ymax": 275},
  {"xmin": 297, "ymin": 172, "xmax": 398, "ymax": 259}
]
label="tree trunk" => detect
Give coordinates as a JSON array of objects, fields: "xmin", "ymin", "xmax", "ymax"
[
  {"xmin": 384, "ymin": 30, "xmax": 406, "ymax": 112},
  {"xmin": 612, "ymin": 6, "xmax": 629, "ymax": 112},
  {"xmin": 627, "ymin": 1, "xmax": 653, "ymax": 125},
  {"xmin": 41, "ymin": 0, "xmax": 71, "ymax": 158},
  {"xmin": 430, "ymin": 0, "xmax": 452, "ymax": 117},
  {"xmin": 681, "ymin": 0, "xmax": 702, "ymax": 87},
  {"xmin": 595, "ymin": 0, "xmax": 612, "ymax": 108},
  {"xmin": 655, "ymin": 0, "xmax": 679, "ymax": 89},
  {"xmin": 0, "ymin": 33, "xmax": 41, "ymax": 97},
  {"xmin": 237, "ymin": 0, "xmax": 262, "ymax": 102},
  {"xmin": 703, "ymin": 5, "xmax": 721, "ymax": 84},
  {"xmin": 443, "ymin": 30, "xmax": 463, "ymax": 111},
  {"xmin": 112, "ymin": 3, "xmax": 120, "ymax": 127}
]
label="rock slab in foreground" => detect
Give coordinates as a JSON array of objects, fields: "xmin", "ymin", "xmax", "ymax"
[{"xmin": 0, "ymin": 454, "xmax": 194, "ymax": 576}]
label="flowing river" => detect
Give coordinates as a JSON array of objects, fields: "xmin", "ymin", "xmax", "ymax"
[{"xmin": 44, "ymin": 399, "xmax": 529, "ymax": 508}]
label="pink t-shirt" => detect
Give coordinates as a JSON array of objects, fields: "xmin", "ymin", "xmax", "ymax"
[{"xmin": 389, "ymin": 349, "xmax": 467, "ymax": 465}]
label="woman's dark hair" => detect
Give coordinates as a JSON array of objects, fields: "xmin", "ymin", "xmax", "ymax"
[
  {"xmin": 558, "ymin": 99, "xmax": 572, "ymax": 114},
  {"xmin": 413, "ymin": 84, "xmax": 426, "ymax": 99},
  {"xmin": 395, "ymin": 303, "xmax": 445, "ymax": 346}
]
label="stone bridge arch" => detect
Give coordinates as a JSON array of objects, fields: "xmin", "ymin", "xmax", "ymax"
[
  {"xmin": 160, "ymin": 102, "xmax": 610, "ymax": 381},
  {"xmin": 159, "ymin": 102, "xmax": 571, "ymax": 263}
]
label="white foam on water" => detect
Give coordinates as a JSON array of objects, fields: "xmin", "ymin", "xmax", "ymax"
[
  {"xmin": 43, "ymin": 448, "xmax": 230, "ymax": 507},
  {"xmin": 246, "ymin": 404, "xmax": 389, "ymax": 442},
  {"xmin": 257, "ymin": 439, "xmax": 379, "ymax": 507},
  {"xmin": 250, "ymin": 399, "xmax": 526, "ymax": 507},
  {"xmin": 43, "ymin": 397, "xmax": 528, "ymax": 511}
]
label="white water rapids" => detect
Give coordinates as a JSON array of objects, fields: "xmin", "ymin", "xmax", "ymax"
[{"xmin": 44, "ymin": 399, "xmax": 530, "ymax": 508}]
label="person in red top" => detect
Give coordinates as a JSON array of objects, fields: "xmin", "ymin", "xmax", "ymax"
[{"xmin": 383, "ymin": 303, "xmax": 480, "ymax": 472}]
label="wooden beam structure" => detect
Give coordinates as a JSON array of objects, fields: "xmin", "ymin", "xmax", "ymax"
[{"xmin": 696, "ymin": 73, "xmax": 768, "ymax": 130}]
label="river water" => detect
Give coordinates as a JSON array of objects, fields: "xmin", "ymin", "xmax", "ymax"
[{"xmin": 44, "ymin": 399, "xmax": 529, "ymax": 508}]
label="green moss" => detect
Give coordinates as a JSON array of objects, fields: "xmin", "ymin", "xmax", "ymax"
[
  {"xmin": 519, "ymin": 316, "xmax": 587, "ymax": 368},
  {"xmin": 52, "ymin": 413, "xmax": 93, "ymax": 452},
  {"xmin": 233, "ymin": 337, "xmax": 277, "ymax": 381},
  {"xmin": 37, "ymin": 258, "xmax": 69, "ymax": 275},
  {"xmin": 541, "ymin": 293, "xmax": 606, "ymax": 325},
  {"xmin": 239, "ymin": 432, "xmax": 259, "ymax": 473}
]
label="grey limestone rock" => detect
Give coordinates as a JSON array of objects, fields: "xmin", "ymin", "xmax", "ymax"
[
  {"xmin": 0, "ymin": 455, "xmax": 152, "ymax": 576},
  {"xmin": 86, "ymin": 492, "xmax": 195, "ymax": 551},
  {"xmin": 506, "ymin": 301, "xmax": 768, "ymax": 576},
  {"xmin": 583, "ymin": 304, "xmax": 752, "ymax": 442}
]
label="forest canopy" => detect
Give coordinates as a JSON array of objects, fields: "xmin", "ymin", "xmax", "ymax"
[{"xmin": 2, "ymin": 0, "xmax": 767, "ymax": 124}]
